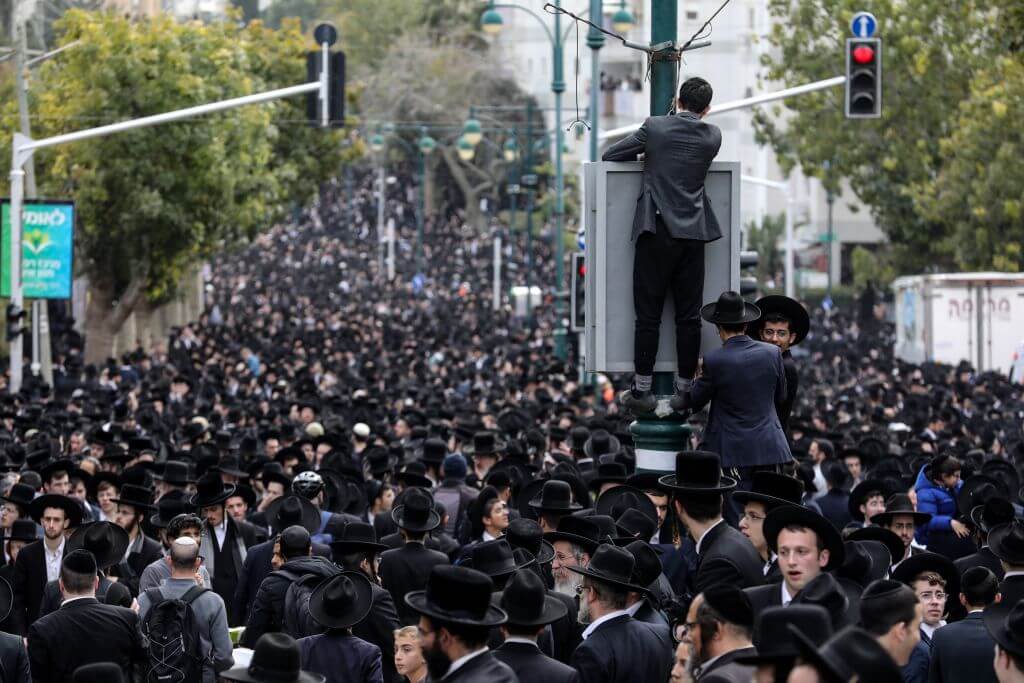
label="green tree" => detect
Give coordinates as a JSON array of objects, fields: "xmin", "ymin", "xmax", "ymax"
[
  {"xmin": 754, "ymin": 0, "xmax": 1020, "ymax": 273},
  {"xmin": 745, "ymin": 212, "xmax": 785, "ymax": 286},
  {"xmin": 850, "ymin": 244, "xmax": 895, "ymax": 290},
  {"xmin": 0, "ymin": 11, "xmax": 347, "ymax": 361}
]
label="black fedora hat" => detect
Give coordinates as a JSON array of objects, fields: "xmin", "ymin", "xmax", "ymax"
[
  {"xmin": 149, "ymin": 491, "xmax": 193, "ymax": 529},
  {"xmin": 732, "ymin": 471, "xmax": 805, "ymax": 510},
  {"xmin": 364, "ymin": 447, "xmax": 398, "ymax": 476},
  {"xmin": 463, "ymin": 431, "xmax": 506, "ymax": 457},
  {"xmin": 1, "ymin": 519, "xmax": 38, "ymax": 543},
  {"xmin": 624, "ymin": 472, "xmax": 667, "ymax": 494},
  {"xmin": 418, "ymin": 439, "xmax": 448, "ymax": 466},
  {"xmin": 220, "ymin": 632, "xmax": 325, "ymax": 683},
  {"xmin": 504, "ymin": 518, "xmax": 555, "ymax": 565},
  {"xmin": 329, "ymin": 521, "xmax": 388, "ymax": 556},
  {"xmin": 528, "ymin": 480, "xmax": 583, "ymax": 514},
  {"xmin": 583, "ymin": 430, "xmax": 621, "ymax": 460},
  {"xmin": 567, "ymin": 543, "xmax": 644, "ymax": 592},
  {"xmin": 737, "ymin": 604, "xmax": 833, "ymax": 666},
  {"xmin": 700, "ymin": 290, "xmax": 761, "ymax": 325},
  {"xmin": 155, "ymin": 460, "xmax": 195, "ymax": 487},
  {"xmin": 394, "ymin": 461, "xmax": 432, "ymax": 489},
  {"xmin": 847, "ymin": 525, "xmax": 904, "ymax": 567},
  {"xmin": 847, "ymin": 478, "xmax": 894, "ymax": 522},
  {"xmin": 38, "ymin": 458, "xmax": 74, "ymax": 483},
  {"xmin": 391, "ymin": 488, "xmax": 441, "ymax": 533},
  {"xmin": 465, "ymin": 539, "xmax": 532, "ymax": 578},
  {"xmin": 957, "ymin": 475, "xmax": 1005, "ymax": 517},
  {"xmin": 891, "ymin": 551, "xmax": 960, "ymax": 598},
  {"xmin": 989, "ymin": 519, "xmax": 1024, "ymax": 565},
  {"xmin": 869, "ymin": 493, "xmax": 932, "ymax": 527},
  {"xmin": 29, "ymin": 493, "xmax": 84, "ymax": 527},
  {"xmin": 790, "ymin": 625, "xmax": 902, "ymax": 683},
  {"xmin": 405, "ymin": 565, "xmax": 508, "ymax": 627},
  {"xmin": 984, "ymin": 599, "xmax": 1024, "ymax": 659},
  {"xmin": 586, "ymin": 462, "xmax": 628, "ymax": 491},
  {"xmin": 753, "ymin": 295, "xmax": 810, "ymax": 345},
  {"xmin": 309, "ymin": 571, "xmax": 373, "ymax": 630},
  {"xmin": 616, "ymin": 509, "xmax": 657, "ymax": 545},
  {"xmin": 835, "ymin": 540, "xmax": 889, "ymax": 588},
  {"xmin": 266, "ymin": 495, "xmax": 320, "ymax": 535},
  {"xmin": 499, "ymin": 569, "xmax": 567, "ymax": 627},
  {"xmin": 624, "ymin": 539, "xmax": 663, "ymax": 590},
  {"xmin": 970, "ymin": 497, "xmax": 1016, "ymax": 535},
  {"xmin": 188, "ymin": 471, "xmax": 236, "ymax": 509},
  {"xmin": 658, "ymin": 451, "xmax": 737, "ymax": 493},
  {"xmin": 110, "ymin": 483, "xmax": 156, "ymax": 512},
  {"xmin": 763, "ymin": 505, "xmax": 845, "ymax": 570},
  {"xmin": 543, "ymin": 516, "xmax": 602, "ymax": 555},
  {"xmin": 67, "ymin": 521, "xmax": 130, "ymax": 570},
  {"xmin": 1, "ymin": 482, "xmax": 36, "ymax": 510}
]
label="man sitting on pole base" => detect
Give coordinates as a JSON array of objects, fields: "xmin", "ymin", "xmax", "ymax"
[{"xmin": 602, "ymin": 77, "xmax": 723, "ymax": 414}]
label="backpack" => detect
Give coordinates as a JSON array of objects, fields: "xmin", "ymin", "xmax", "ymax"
[
  {"xmin": 279, "ymin": 567, "xmax": 339, "ymax": 639},
  {"xmin": 141, "ymin": 585, "xmax": 209, "ymax": 683}
]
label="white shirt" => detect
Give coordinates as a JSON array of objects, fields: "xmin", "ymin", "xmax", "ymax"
[
  {"xmin": 1003, "ymin": 570, "xmax": 1024, "ymax": 579},
  {"xmin": 781, "ymin": 581, "xmax": 795, "ymax": 607},
  {"xmin": 213, "ymin": 518, "xmax": 228, "ymax": 548},
  {"xmin": 444, "ymin": 647, "xmax": 488, "ymax": 678},
  {"xmin": 44, "ymin": 537, "xmax": 66, "ymax": 583},
  {"xmin": 922, "ymin": 621, "xmax": 945, "ymax": 640},
  {"xmin": 60, "ymin": 595, "xmax": 93, "ymax": 608},
  {"xmin": 502, "ymin": 637, "xmax": 539, "ymax": 649},
  {"xmin": 764, "ymin": 553, "xmax": 777, "ymax": 576},
  {"xmin": 626, "ymin": 600, "xmax": 644, "ymax": 617},
  {"xmin": 695, "ymin": 519, "xmax": 726, "ymax": 555},
  {"xmin": 482, "ymin": 530, "xmax": 498, "ymax": 542},
  {"xmin": 581, "ymin": 608, "xmax": 630, "ymax": 640}
]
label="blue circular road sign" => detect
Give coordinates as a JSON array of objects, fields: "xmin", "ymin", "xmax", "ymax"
[{"xmin": 850, "ymin": 12, "xmax": 877, "ymax": 38}]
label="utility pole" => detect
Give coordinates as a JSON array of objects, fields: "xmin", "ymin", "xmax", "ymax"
[
  {"xmin": 824, "ymin": 159, "xmax": 834, "ymax": 301},
  {"xmin": 587, "ymin": 0, "xmax": 603, "ymax": 163}
]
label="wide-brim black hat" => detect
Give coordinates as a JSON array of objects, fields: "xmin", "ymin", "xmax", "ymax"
[
  {"xmin": 869, "ymin": 493, "xmax": 932, "ymax": 527},
  {"xmin": 658, "ymin": 451, "xmax": 737, "ymax": 493},
  {"xmin": 29, "ymin": 493, "xmax": 84, "ymax": 527},
  {"xmin": 329, "ymin": 521, "xmax": 389, "ymax": 555},
  {"xmin": 735, "ymin": 604, "xmax": 833, "ymax": 666},
  {"xmin": 67, "ymin": 521, "xmax": 130, "ymax": 570},
  {"xmin": 266, "ymin": 495, "xmax": 320, "ymax": 535},
  {"xmin": 188, "ymin": 473, "xmax": 236, "ymax": 509},
  {"xmin": 847, "ymin": 479, "xmax": 893, "ymax": 522},
  {"xmin": 38, "ymin": 458, "xmax": 74, "ymax": 484},
  {"xmin": 463, "ymin": 431, "xmax": 507, "ymax": 457},
  {"xmin": 753, "ymin": 295, "xmax": 810, "ymax": 345},
  {"xmin": 567, "ymin": 543, "xmax": 645, "ymax": 593},
  {"xmin": 497, "ymin": 570, "xmax": 568, "ymax": 627},
  {"xmin": 543, "ymin": 516, "xmax": 602, "ymax": 555},
  {"xmin": 846, "ymin": 526, "xmax": 904, "ymax": 567},
  {"xmin": 970, "ymin": 498, "xmax": 1016, "ymax": 535},
  {"xmin": 1, "ymin": 482, "xmax": 36, "ymax": 509},
  {"xmin": 595, "ymin": 485, "xmax": 657, "ymax": 528},
  {"xmin": 958, "ymin": 475, "xmax": 1006, "ymax": 517},
  {"xmin": 220, "ymin": 633, "xmax": 325, "ymax": 683},
  {"xmin": 700, "ymin": 291, "xmax": 761, "ymax": 325},
  {"xmin": 527, "ymin": 479, "xmax": 584, "ymax": 515},
  {"xmin": 156, "ymin": 461, "xmax": 195, "ymax": 487},
  {"xmin": 732, "ymin": 471, "xmax": 805, "ymax": 510},
  {"xmin": 891, "ymin": 551, "xmax": 960, "ymax": 597},
  {"xmin": 308, "ymin": 571, "xmax": 373, "ymax": 629},
  {"xmin": 984, "ymin": 600, "xmax": 1024, "ymax": 659},
  {"xmin": 789, "ymin": 624, "xmax": 902, "ymax": 683},
  {"xmin": 989, "ymin": 519, "xmax": 1024, "ymax": 565},
  {"xmin": 391, "ymin": 499, "xmax": 441, "ymax": 533},
  {"xmin": 111, "ymin": 483, "xmax": 157, "ymax": 512},
  {"xmin": 764, "ymin": 504, "xmax": 845, "ymax": 570},
  {"xmin": 405, "ymin": 565, "xmax": 508, "ymax": 627},
  {"xmin": 1, "ymin": 519, "xmax": 39, "ymax": 543}
]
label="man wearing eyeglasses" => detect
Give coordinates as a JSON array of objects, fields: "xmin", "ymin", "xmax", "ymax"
[{"xmin": 891, "ymin": 552, "xmax": 959, "ymax": 683}]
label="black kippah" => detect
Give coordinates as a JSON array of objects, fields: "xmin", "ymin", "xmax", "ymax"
[
  {"xmin": 63, "ymin": 549, "xmax": 97, "ymax": 575},
  {"xmin": 961, "ymin": 566, "xmax": 995, "ymax": 590},
  {"xmin": 703, "ymin": 584, "xmax": 754, "ymax": 629},
  {"xmin": 861, "ymin": 578, "xmax": 904, "ymax": 602}
]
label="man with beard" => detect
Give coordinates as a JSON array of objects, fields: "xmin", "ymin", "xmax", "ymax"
[
  {"xmin": 871, "ymin": 494, "xmax": 932, "ymax": 565},
  {"xmin": 331, "ymin": 521, "xmax": 401, "ymax": 683},
  {"xmin": 570, "ymin": 544, "xmax": 672, "ymax": 683},
  {"xmin": 681, "ymin": 586, "xmax": 756, "ymax": 682},
  {"xmin": 109, "ymin": 483, "xmax": 163, "ymax": 596},
  {"xmin": 14, "ymin": 493, "xmax": 82, "ymax": 627},
  {"xmin": 404, "ymin": 565, "xmax": 518, "ymax": 682},
  {"xmin": 543, "ymin": 516, "xmax": 600, "ymax": 597},
  {"xmin": 752, "ymin": 295, "xmax": 809, "ymax": 433},
  {"xmin": 37, "ymin": 520, "xmax": 129, "ymax": 617}
]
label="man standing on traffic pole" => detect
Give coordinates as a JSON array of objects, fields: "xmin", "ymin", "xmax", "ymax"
[{"xmin": 602, "ymin": 77, "xmax": 722, "ymax": 413}]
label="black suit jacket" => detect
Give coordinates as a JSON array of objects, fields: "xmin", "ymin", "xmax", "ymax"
[
  {"xmin": 352, "ymin": 581, "xmax": 400, "ymax": 683},
  {"xmin": 0, "ymin": 566, "xmax": 24, "ymax": 637},
  {"xmin": 547, "ymin": 589, "xmax": 581, "ymax": 664},
  {"xmin": 694, "ymin": 521, "xmax": 765, "ymax": 593},
  {"xmin": 494, "ymin": 641, "xmax": 578, "ymax": 683},
  {"xmin": 697, "ymin": 646, "xmax": 757, "ymax": 683},
  {"xmin": 12, "ymin": 541, "xmax": 58, "ymax": 629},
  {"xmin": 778, "ymin": 351, "xmax": 799, "ymax": 433},
  {"xmin": 0, "ymin": 631, "xmax": 30, "ymax": 683},
  {"xmin": 231, "ymin": 537, "xmax": 331, "ymax": 624},
  {"xmin": 602, "ymin": 111, "xmax": 722, "ymax": 243},
  {"xmin": 954, "ymin": 547, "xmax": 1004, "ymax": 580},
  {"xmin": 109, "ymin": 535, "xmax": 163, "ymax": 597},
  {"xmin": 571, "ymin": 614, "xmax": 672, "ymax": 683},
  {"xmin": 998, "ymin": 575, "xmax": 1024, "ymax": 606},
  {"xmin": 441, "ymin": 650, "xmax": 517, "ymax": 683},
  {"xmin": 379, "ymin": 542, "xmax": 450, "ymax": 626},
  {"xmin": 27, "ymin": 597, "xmax": 144, "ymax": 683},
  {"xmin": 815, "ymin": 490, "xmax": 853, "ymax": 531},
  {"xmin": 928, "ymin": 611, "xmax": 997, "ymax": 683},
  {"xmin": 38, "ymin": 575, "xmax": 114, "ymax": 619}
]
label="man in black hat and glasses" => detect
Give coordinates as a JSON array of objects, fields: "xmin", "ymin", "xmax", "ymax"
[
  {"xmin": 603, "ymin": 77, "xmax": 722, "ymax": 414},
  {"xmin": 752, "ymin": 294, "xmax": 810, "ymax": 433},
  {"xmin": 678, "ymin": 292, "xmax": 792, "ymax": 491}
]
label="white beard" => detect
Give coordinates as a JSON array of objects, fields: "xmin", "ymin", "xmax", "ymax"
[
  {"xmin": 554, "ymin": 572, "xmax": 582, "ymax": 598},
  {"xmin": 577, "ymin": 589, "xmax": 592, "ymax": 624}
]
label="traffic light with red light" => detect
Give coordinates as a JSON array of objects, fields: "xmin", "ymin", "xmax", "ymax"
[
  {"xmin": 845, "ymin": 38, "xmax": 882, "ymax": 119},
  {"xmin": 571, "ymin": 252, "xmax": 585, "ymax": 332}
]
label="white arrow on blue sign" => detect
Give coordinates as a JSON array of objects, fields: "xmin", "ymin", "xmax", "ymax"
[{"xmin": 850, "ymin": 11, "xmax": 877, "ymax": 38}]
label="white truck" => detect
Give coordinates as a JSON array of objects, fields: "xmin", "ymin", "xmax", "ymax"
[{"xmin": 893, "ymin": 272, "xmax": 1024, "ymax": 378}]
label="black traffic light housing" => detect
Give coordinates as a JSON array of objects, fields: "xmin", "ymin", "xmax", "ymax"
[
  {"xmin": 6, "ymin": 304, "xmax": 25, "ymax": 342},
  {"xmin": 740, "ymin": 250, "xmax": 759, "ymax": 298},
  {"xmin": 306, "ymin": 50, "xmax": 346, "ymax": 128},
  {"xmin": 570, "ymin": 252, "xmax": 585, "ymax": 332},
  {"xmin": 845, "ymin": 38, "xmax": 882, "ymax": 119}
]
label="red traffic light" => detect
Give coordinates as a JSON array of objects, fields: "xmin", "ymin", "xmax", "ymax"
[{"xmin": 852, "ymin": 45, "xmax": 875, "ymax": 64}]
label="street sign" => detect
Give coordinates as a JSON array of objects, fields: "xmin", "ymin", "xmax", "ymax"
[
  {"xmin": 0, "ymin": 200, "xmax": 74, "ymax": 299},
  {"xmin": 850, "ymin": 11, "xmax": 877, "ymax": 38},
  {"xmin": 521, "ymin": 174, "xmax": 539, "ymax": 188}
]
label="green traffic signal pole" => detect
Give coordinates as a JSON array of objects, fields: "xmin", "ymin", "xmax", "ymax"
[{"xmin": 630, "ymin": 0, "xmax": 693, "ymax": 475}]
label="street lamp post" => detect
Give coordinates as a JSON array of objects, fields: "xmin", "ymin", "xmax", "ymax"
[{"xmin": 588, "ymin": 1, "xmax": 634, "ymax": 162}]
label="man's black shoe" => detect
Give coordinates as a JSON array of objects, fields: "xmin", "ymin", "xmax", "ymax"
[{"xmin": 620, "ymin": 386, "xmax": 657, "ymax": 415}]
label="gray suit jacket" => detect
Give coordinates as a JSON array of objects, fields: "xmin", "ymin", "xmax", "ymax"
[{"xmin": 602, "ymin": 111, "xmax": 722, "ymax": 242}]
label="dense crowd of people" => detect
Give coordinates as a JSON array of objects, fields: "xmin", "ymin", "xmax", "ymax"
[{"xmin": 0, "ymin": 163, "xmax": 1020, "ymax": 683}]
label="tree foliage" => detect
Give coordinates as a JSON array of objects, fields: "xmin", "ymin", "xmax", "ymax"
[
  {"xmin": 755, "ymin": 0, "xmax": 1022, "ymax": 273},
  {"xmin": 0, "ymin": 11, "xmax": 349, "ymax": 360},
  {"xmin": 745, "ymin": 212, "xmax": 785, "ymax": 286}
]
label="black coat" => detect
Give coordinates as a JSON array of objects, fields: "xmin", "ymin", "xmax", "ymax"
[
  {"xmin": 297, "ymin": 631, "xmax": 383, "ymax": 683},
  {"xmin": 351, "ymin": 582, "xmax": 400, "ymax": 683},
  {"xmin": 378, "ymin": 542, "xmax": 449, "ymax": 626},
  {"xmin": 570, "ymin": 614, "xmax": 672, "ymax": 683},
  {"xmin": 38, "ymin": 575, "xmax": 114, "ymax": 619},
  {"xmin": 12, "ymin": 541, "xmax": 58, "ymax": 629},
  {"xmin": 110, "ymin": 535, "xmax": 164, "ymax": 597},
  {"xmin": 693, "ymin": 521, "xmax": 765, "ymax": 594},
  {"xmin": 998, "ymin": 575, "xmax": 1024, "ymax": 606},
  {"xmin": 440, "ymin": 650, "xmax": 517, "ymax": 683},
  {"xmin": 744, "ymin": 576, "xmax": 860, "ymax": 644},
  {"xmin": 547, "ymin": 589, "xmax": 581, "ymax": 664},
  {"xmin": 231, "ymin": 537, "xmax": 331, "ymax": 624},
  {"xmin": 697, "ymin": 646, "xmax": 757, "ymax": 683},
  {"xmin": 953, "ymin": 547, "xmax": 1004, "ymax": 580},
  {"xmin": 928, "ymin": 611, "xmax": 997, "ymax": 683},
  {"xmin": 0, "ymin": 565, "xmax": 24, "ymax": 636},
  {"xmin": 240, "ymin": 555, "xmax": 339, "ymax": 648},
  {"xmin": 0, "ymin": 631, "xmax": 29, "ymax": 683},
  {"xmin": 27, "ymin": 597, "xmax": 144, "ymax": 683},
  {"xmin": 778, "ymin": 351, "xmax": 799, "ymax": 434},
  {"xmin": 494, "ymin": 641, "xmax": 579, "ymax": 683},
  {"xmin": 814, "ymin": 490, "xmax": 852, "ymax": 531}
]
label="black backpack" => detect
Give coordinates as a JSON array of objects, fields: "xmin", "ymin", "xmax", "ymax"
[
  {"xmin": 279, "ymin": 569, "xmax": 338, "ymax": 639},
  {"xmin": 141, "ymin": 585, "xmax": 209, "ymax": 683}
]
